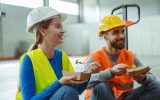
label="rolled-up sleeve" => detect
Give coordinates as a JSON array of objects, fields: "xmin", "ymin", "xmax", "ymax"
[
  {"xmin": 134, "ymin": 56, "xmax": 156, "ymax": 85},
  {"xmin": 86, "ymin": 57, "xmax": 114, "ymax": 88}
]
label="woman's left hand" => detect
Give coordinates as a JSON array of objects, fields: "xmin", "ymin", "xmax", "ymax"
[{"xmin": 59, "ymin": 75, "xmax": 88, "ymax": 85}]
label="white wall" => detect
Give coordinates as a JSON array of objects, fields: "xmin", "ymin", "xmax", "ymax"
[
  {"xmin": 0, "ymin": 4, "xmax": 78, "ymax": 57},
  {"xmin": 83, "ymin": 0, "xmax": 160, "ymax": 22},
  {"xmin": 83, "ymin": 0, "xmax": 98, "ymax": 23},
  {"xmin": 1, "ymin": 4, "xmax": 33, "ymax": 57},
  {"xmin": 100, "ymin": 0, "xmax": 159, "ymax": 18},
  {"xmin": 60, "ymin": 23, "xmax": 93, "ymax": 55},
  {"xmin": 0, "ymin": 17, "xmax": 3, "ymax": 56},
  {"xmin": 59, "ymin": 23, "xmax": 106, "ymax": 55},
  {"xmin": 128, "ymin": 16, "xmax": 160, "ymax": 55}
]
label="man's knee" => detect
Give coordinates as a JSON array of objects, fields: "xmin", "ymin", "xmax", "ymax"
[
  {"xmin": 93, "ymin": 82, "xmax": 113, "ymax": 93},
  {"xmin": 92, "ymin": 82, "xmax": 115, "ymax": 100},
  {"xmin": 151, "ymin": 81, "xmax": 160, "ymax": 93},
  {"xmin": 147, "ymin": 80, "xmax": 160, "ymax": 93}
]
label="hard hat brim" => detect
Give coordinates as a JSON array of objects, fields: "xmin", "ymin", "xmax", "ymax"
[{"xmin": 99, "ymin": 24, "xmax": 126, "ymax": 37}]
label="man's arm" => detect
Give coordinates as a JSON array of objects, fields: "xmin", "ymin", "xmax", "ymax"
[
  {"xmin": 134, "ymin": 56, "xmax": 156, "ymax": 85},
  {"xmin": 86, "ymin": 57, "xmax": 114, "ymax": 88},
  {"xmin": 87, "ymin": 56, "xmax": 157, "ymax": 87}
]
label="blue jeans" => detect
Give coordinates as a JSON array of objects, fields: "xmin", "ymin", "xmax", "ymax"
[
  {"xmin": 91, "ymin": 81, "xmax": 160, "ymax": 100},
  {"xmin": 49, "ymin": 85, "xmax": 79, "ymax": 100}
]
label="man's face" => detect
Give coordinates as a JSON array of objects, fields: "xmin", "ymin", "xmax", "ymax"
[{"xmin": 106, "ymin": 27, "xmax": 125, "ymax": 50}]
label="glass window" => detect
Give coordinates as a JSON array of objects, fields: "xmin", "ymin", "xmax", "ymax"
[
  {"xmin": 1, "ymin": 0, "xmax": 43, "ymax": 8},
  {"xmin": 49, "ymin": 0, "xmax": 78, "ymax": 15}
]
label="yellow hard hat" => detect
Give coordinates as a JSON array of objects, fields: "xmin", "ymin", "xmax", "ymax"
[{"xmin": 98, "ymin": 15, "xmax": 126, "ymax": 37}]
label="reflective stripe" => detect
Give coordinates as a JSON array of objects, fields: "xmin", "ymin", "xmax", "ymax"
[
  {"xmin": 116, "ymin": 93, "xmax": 122, "ymax": 99},
  {"xmin": 115, "ymin": 92, "xmax": 126, "ymax": 99},
  {"xmin": 112, "ymin": 82, "xmax": 133, "ymax": 90}
]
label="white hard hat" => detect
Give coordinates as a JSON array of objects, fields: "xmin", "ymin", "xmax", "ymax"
[{"xmin": 26, "ymin": 6, "xmax": 67, "ymax": 33}]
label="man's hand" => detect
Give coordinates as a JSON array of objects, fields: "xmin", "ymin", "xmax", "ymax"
[
  {"xmin": 128, "ymin": 67, "xmax": 150, "ymax": 82},
  {"xmin": 85, "ymin": 62, "xmax": 100, "ymax": 73},
  {"xmin": 110, "ymin": 64, "xmax": 127, "ymax": 76},
  {"xmin": 132, "ymin": 75, "xmax": 146, "ymax": 82}
]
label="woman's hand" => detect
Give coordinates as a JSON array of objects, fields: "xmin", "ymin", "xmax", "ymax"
[
  {"xmin": 59, "ymin": 75, "xmax": 87, "ymax": 85},
  {"xmin": 110, "ymin": 64, "xmax": 127, "ymax": 76},
  {"xmin": 86, "ymin": 62, "xmax": 100, "ymax": 73}
]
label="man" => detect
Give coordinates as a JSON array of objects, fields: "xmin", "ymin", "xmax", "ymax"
[{"xmin": 85, "ymin": 15, "xmax": 160, "ymax": 100}]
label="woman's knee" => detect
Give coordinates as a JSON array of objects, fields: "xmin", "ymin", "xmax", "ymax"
[
  {"xmin": 49, "ymin": 85, "xmax": 79, "ymax": 100},
  {"xmin": 62, "ymin": 85, "xmax": 79, "ymax": 98}
]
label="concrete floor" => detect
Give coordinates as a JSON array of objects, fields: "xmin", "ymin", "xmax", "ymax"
[{"xmin": 0, "ymin": 56, "xmax": 160, "ymax": 100}]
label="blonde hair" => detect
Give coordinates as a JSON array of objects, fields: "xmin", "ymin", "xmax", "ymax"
[{"xmin": 28, "ymin": 19, "xmax": 52, "ymax": 51}]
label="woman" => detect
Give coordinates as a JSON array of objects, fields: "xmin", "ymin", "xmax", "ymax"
[{"xmin": 16, "ymin": 6, "xmax": 98, "ymax": 100}]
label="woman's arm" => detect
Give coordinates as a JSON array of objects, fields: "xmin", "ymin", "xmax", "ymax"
[
  {"xmin": 61, "ymin": 51, "xmax": 89, "ymax": 94},
  {"xmin": 20, "ymin": 55, "xmax": 62, "ymax": 100}
]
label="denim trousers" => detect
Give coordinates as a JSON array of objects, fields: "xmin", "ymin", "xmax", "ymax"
[
  {"xmin": 49, "ymin": 85, "xmax": 79, "ymax": 100},
  {"xmin": 91, "ymin": 81, "xmax": 160, "ymax": 100}
]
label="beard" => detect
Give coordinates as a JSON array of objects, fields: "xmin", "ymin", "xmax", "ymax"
[{"xmin": 110, "ymin": 38, "xmax": 125, "ymax": 50}]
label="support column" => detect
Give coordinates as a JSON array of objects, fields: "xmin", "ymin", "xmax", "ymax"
[
  {"xmin": 0, "ymin": 3, "xmax": 3, "ymax": 56},
  {"xmin": 43, "ymin": 0, "xmax": 49, "ymax": 6},
  {"xmin": 78, "ymin": 0, "xmax": 84, "ymax": 22}
]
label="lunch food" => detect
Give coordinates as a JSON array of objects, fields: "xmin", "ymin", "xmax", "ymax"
[{"xmin": 128, "ymin": 65, "xmax": 151, "ymax": 76}]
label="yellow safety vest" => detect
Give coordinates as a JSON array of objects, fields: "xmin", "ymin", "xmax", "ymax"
[{"xmin": 16, "ymin": 48, "xmax": 74, "ymax": 100}]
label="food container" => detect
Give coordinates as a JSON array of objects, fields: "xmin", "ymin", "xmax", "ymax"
[{"xmin": 62, "ymin": 71, "xmax": 91, "ymax": 81}]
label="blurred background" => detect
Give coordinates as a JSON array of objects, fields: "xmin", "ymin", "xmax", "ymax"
[{"xmin": 0, "ymin": 0, "xmax": 160, "ymax": 99}]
